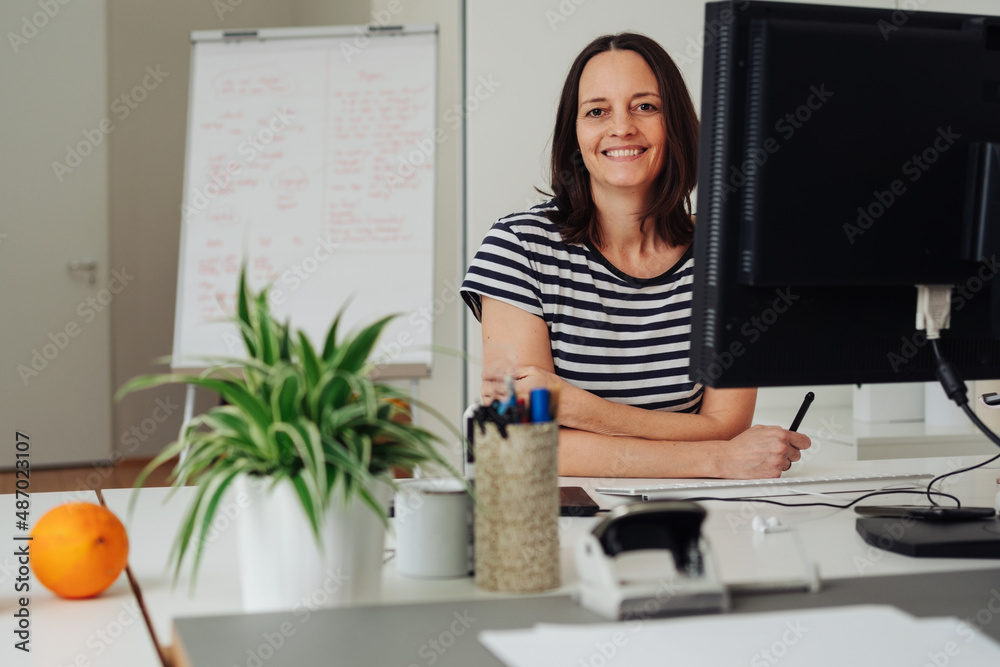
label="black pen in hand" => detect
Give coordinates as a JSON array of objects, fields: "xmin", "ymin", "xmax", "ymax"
[{"xmin": 789, "ymin": 391, "xmax": 815, "ymax": 432}]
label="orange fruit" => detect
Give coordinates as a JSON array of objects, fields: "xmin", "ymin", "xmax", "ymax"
[{"xmin": 30, "ymin": 503, "xmax": 129, "ymax": 599}]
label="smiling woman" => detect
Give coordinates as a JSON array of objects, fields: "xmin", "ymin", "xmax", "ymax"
[
  {"xmin": 460, "ymin": 33, "xmax": 811, "ymax": 480},
  {"xmin": 550, "ymin": 33, "xmax": 696, "ymax": 254},
  {"xmin": 576, "ymin": 50, "xmax": 668, "ymax": 225}
]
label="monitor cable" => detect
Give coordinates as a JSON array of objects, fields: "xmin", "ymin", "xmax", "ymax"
[
  {"xmin": 685, "ymin": 337, "xmax": 998, "ymax": 511},
  {"xmin": 925, "ymin": 337, "xmax": 1000, "ymax": 505},
  {"xmin": 681, "ymin": 307, "xmax": 1000, "ymax": 512},
  {"xmin": 683, "ymin": 487, "xmax": 962, "ymax": 511}
]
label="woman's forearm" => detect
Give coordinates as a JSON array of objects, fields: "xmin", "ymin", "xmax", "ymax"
[
  {"xmin": 558, "ymin": 428, "xmax": 725, "ymax": 478},
  {"xmin": 558, "ymin": 423, "xmax": 809, "ymax": 480},
  {"xmin": 557, "ymin": 381, "xmax": 745, "ymax": 441}
]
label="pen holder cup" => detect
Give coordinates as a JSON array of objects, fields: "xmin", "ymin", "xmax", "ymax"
[{"xmin": 474, "ymin": 420, "xmax": 560, "ymax": 593}]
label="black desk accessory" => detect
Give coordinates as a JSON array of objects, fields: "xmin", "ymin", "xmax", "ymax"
[
  {"xmin": 855, "ymin": 505, "xmax": 996, "ymax": 521},
  {"xmin": 856, "ymin": 516, "xmax": 1000, "ymax": 558},
  {"xmin": 559, "ymin": 486, "xmax": 599, "ymax": 517}
]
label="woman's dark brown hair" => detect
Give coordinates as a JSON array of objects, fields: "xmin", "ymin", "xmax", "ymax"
[{"xmin": 544, "ymin": 33, "xmax": 699, "ymax": 248}]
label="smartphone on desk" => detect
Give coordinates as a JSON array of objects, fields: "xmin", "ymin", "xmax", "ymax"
[
  {"xmin": 854, "ymin": 505, "xmax": 996, "ymax": 522},
  {"xmin": 560, "ymin": 486, "xmax": 600, "ymax": 517}
]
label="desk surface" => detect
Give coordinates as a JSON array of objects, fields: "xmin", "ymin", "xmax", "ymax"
[
  {"xmin": 0, "ymin": 490, "xmax": 161, "ymax": 667},
  {"xmin": 111, "ymin": 456, "xmax": 1000, "ymax": 643},
  {"xmin": 5, "ymin": 454, "xmax": 1000, "ymax": 666},
  {"xmin": 168, "ymin": 454, "xmax": 1000, "ymax": 666},
  {"xmin": 172, "ymin": 568, "xmax": 1000, "ymax": 667}
]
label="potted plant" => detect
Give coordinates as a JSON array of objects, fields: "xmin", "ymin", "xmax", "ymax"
[{"xmin": 118, "ymin": 268, "xmax": 459, "ymax": 610}]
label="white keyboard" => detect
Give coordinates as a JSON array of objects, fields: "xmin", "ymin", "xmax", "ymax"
[{"xmin": 596, "ymin": 472, "xmax": 934, "ymax": 500}]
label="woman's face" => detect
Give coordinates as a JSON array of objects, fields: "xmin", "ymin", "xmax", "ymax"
[{"xmin": 575, "ymin": 49, "xmax": 666, "ymax": 202}]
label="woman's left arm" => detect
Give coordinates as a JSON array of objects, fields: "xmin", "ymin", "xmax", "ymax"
[
  {"xmin": 696, "ymin": 385, "xmax": 757, "ymax": 437},
  {"xmin": 514, "ymin": 365, "xmax": 756, "ymax": 441}
]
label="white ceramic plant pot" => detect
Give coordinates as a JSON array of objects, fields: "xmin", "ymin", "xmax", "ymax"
[{"xmin": 235, "ymin": 475, "xmax": 391, "ymax": 613}]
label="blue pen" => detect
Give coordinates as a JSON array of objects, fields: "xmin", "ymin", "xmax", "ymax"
[{"xmin": 530, "ymin": 387, "xmax": 550, "ymax": 423}]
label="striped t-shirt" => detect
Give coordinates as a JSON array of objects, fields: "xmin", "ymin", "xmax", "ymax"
[{"xmin": 461, "ymin": 202, "xmax": 703, "ymax": 414}]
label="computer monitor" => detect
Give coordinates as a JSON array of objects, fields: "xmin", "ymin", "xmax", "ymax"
[{"xmin": 692, "ymin": 0, "xmax": 1000, "ymax": 389}]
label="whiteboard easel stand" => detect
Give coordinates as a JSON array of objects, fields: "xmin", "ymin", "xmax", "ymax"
[{"xmin": 178, "ymin": 384, "xmax": 196, "ymax": 465}]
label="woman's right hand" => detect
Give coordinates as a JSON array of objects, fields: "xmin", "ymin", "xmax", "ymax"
[{"xmin": 714, "ymin": 425, "xmax": 811, "ymax": 479}]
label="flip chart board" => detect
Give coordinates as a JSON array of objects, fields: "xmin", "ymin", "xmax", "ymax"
[{"xmin": 173, "ymin": 26, "xmax": 437, "ymax": 375}]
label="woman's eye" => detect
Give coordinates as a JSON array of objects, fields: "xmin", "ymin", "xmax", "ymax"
[
  {"xmin": 637, "ymin": 103, "xmax": 657, "ymax": 112},
  {"xmin": 585, "ymin": 108, "xmax": 604, "ymax": 118}
]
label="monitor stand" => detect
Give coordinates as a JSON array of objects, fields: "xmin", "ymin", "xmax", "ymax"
[{"xmin": 856, "ymin": 517, "xmax": 1000, "ymax": 558}]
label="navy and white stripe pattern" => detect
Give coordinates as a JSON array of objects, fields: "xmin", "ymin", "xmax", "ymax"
[{"xmin": 462, "ymin": 201, "xmax": 703, "ymax": 414}]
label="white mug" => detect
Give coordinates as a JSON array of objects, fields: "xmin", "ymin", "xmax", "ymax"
[{"xmin": 394, "ymin": 478, "xmax": 472, "ymax": 578}]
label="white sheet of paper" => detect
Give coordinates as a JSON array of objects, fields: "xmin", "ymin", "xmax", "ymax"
[{"xmin": 478, "ymin": 605, "xmax": 1000, "ymax": 667}]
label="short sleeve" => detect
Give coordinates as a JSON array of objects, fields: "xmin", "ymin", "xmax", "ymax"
[{"xmin": 460, "ymin": 220, "xmax": 545, "ymax": 322}]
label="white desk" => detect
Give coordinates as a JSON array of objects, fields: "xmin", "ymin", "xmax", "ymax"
[
  {"xmin": 5, "ymin": 454, "xmax": 1000, "ymax": 666},
  {"xmin": 166, "ymin": 454, "xmax": 1000, "ymax": 666},
  {"xmin": 577, "ymin": 455, "xmax": 1000, "ymax": 581},
  {"xmin": 103, "ymin": 486, "xmax": 249, "ymax": 651},
  {"xmin": 0, "ymin": 490, "xmax": 161, "ymax": 667},
  {"xmin": 121, "ymin": 456, "xmax": 1000, "ymax": 639}
]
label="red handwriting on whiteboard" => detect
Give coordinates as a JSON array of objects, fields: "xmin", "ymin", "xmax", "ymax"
[
  {"xmin": 198, "ymin": 258, "xmax": 221, "ymax": 276},
  {"xmin": 213, "ymin": 65, "xmax": 297, "ymax": 99},
  {"xmin": 223, "ymin": 254, "xmax": 240, "ymax": 275},
  {"xmin": 272, "ymin": 167, "xmax": 309, "ymax": 192},
  {"xmin": 208, "ymin": 205, "xmax": 241, "ymax": 228},
  {"xmin": 319, "ymin": 79, "xmax": 433, "ymax": 242}
]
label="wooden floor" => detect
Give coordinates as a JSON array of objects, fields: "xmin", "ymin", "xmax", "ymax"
[{"xmin": 0, "ymin": 458, "xmax": 178, "ymax": 495}]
